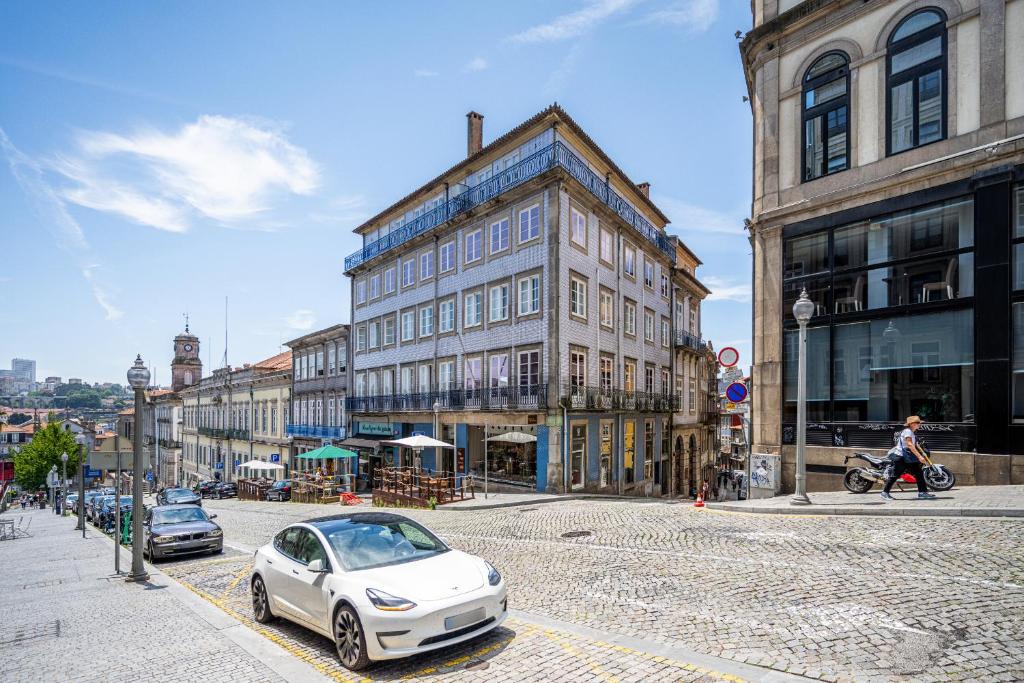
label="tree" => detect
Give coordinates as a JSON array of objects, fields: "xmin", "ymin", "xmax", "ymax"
[
  {"xmin": 6, "ymin": 412, "xmax": 31, "ymax": 425},
  {"xmin": 13, "ymin": 422, "xmax": 83, "ymax": 491}
]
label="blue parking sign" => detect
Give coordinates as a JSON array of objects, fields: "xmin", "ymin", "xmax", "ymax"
[{"xmin": 270, "ymin": 453, "xmax": 280, "ymax": 463}]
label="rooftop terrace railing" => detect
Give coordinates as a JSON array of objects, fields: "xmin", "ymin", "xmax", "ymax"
[{"xmin": 344, "ymin": 141, "xmax": 673, "ymax": 271}]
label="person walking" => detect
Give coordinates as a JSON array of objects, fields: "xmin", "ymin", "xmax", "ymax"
[{"xmin": 881, "ymin": 415, "xmax": 936, "ymax": 501}]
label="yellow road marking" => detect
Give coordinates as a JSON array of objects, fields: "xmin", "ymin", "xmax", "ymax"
[{"xmin": 220, "ymin": 564, "xmax": 252, "ymax": 602}]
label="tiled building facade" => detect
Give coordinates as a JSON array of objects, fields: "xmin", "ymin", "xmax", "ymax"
[{"xmin": 285, "ymin": 323, "xmax": 350, "ymax": 465}]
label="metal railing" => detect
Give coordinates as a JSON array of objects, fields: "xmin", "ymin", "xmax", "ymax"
[
  {"xmin": 158, "ymin": 438, "xmax": 182, "ymax": 449},
  {"xmin": 347, "ymin": 382, "xmax": 548, "ymax": 413},
  {"xmin": 674, "ymin": 331, "xmax": 708, "ymax": 352},
  {"xmin": 286, "ymin": 424, "xmax": 347, "ymax": 439},
  {"xmin": 197, "ymin": 427, "xmax": 250, "ymax": 440},
  {"xmin": 344, "ymin": 141, "xmax": 673, "ymax": 271},
  {"xmin": 563, "ymin": 385, "xmax": 679, "ymax": 412}
]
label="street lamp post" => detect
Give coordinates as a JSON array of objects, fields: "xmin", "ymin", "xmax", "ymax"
[
  {"xmin": 50, "ymin": 465, "xmax": 58, "ymax": 514},
  {"xmin": 75, "ymin": 435, "xmax": 87, "ymax": 535},
  {"xmin": 126, "ymin": 354, "xmax": 151, "ymax": 582},
  {"xmin": 60, "ymin": 451, "xmax": 69, "ymax": 516},
  {"xmin": 791, "ymin": 289, "xmax": 814, "ymax": 505}
]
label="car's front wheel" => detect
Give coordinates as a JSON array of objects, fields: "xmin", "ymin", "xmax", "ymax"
[
  {"xmin": 334, "ymin": 605, "xmax": 370, "ymax": 671},
  {"xmin": 252, "ymin": 576, "xmax": 275, "ymax": 624}
]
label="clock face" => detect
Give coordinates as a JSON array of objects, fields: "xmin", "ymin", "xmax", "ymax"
[{"xmin": 183, "ymin": 343, "xmax": 193, "ymax": 352}]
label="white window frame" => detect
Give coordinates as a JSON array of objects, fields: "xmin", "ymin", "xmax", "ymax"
[
  {"xmin": 624, "ymin": 301, "xmax": 636, "ymax": 336},
  {"xmin": 519, "ymin": 204, "xmax": 540, "ymax": 244},
  {"xmin": 439, "ymin": 241, "xmax": 456, "ymax": 273},
  {"xmin": 465, "ymin": 292, "xmax": 483, "ymax": 328},
  {"xmin": 599, "ymin": 289, "xmax": 613, "ymax": 328},
  {"xmin": 518, "ymin": 274, "xmax": 540, "ymax": 316},
  {"xmin": 384, "ymin": 267, "xmax": 396, "ymax": 294},
  {"xmin": 383, "ymin": 316, "xmax": 395, "ymax": 345},
  {"xmin": 624, "ymin": 243, "xmax": 636, "ymax": 278},
  {"xmin": 419, "ymin": 306, "xmax": 434, "ymax": 337},
  {"xmin": 401, "ymin": 311, "xmax": 415, "ymax": 342},
  {"xmin": 439, "ymin": 298, "xmax": 455, "ymax": 333},
  {"xmin": 644, "ymin": 310, "xmax": 655, "ymax": 342},
  {"xmin": 570, "ymin": 206, "xmax": 587, "ymax": 248},
  {"xmin": 369, "ymin": 273, "xmax": 381, "ymax": 299},
  {"xmin": 644, "ymin": 259, "xmax": 655, "ymax": 289},
  {"xmin": 465, "ymin": 228, "xmax": 483, "ymax": 264},
  {"xmin": 356, "ymin": 279, "xmax": 367, "ymax": 304},
  {"xmin": 570, "ymin": 275, "xmax": 587, "ymax": 319},
  {"xmin": 599, "ymin": 227, "xmax": 614, "ymax": 265},
  {"xmin": 368, "ymin": 321, "xmax": 379, "ymax": 349},
  {"xmin": 490, "ymin": 218, "xmax": 510, "ymax": 254},
  {"xmin": 402, "ymin": 258, "xmax": 415, "ymax": 287},
  {"xmin": 419, "ymin": 250, "xmax": 434, "ymax": 280},
  {"xmin": 490, "ymin": 284, "xmax": 510, "ymax": 322}
]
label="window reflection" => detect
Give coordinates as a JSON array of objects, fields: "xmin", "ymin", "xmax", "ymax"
[
  {"xmin": 783, "ymin": 278, "xmax": 829, "ymax": 318},
  {"xmin": 784, "ymin": 232, "xmax": 828, "ymax": 279},
  {"xmin": 783, "ymin": 326, "xmax": 830, "ymax": 422},
  {"xmin": 832, "ymin": 254, "xmax": 973, "ymax": 312},
  {"xmin": 1014, "ymin": 303, "xmax": 1024, "ymax": 423}
]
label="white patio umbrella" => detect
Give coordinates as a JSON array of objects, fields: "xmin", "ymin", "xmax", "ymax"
[
  {"xmin": 382, "ymin": 435, "xmax": 455, "ymax": 450},
  {"xmin": 238, "ymin": 460, "xmax": 284, "ymax": 470},
  {"xmin": 486, "ymin": 431, "xmax": 537, "ymax": 443}
]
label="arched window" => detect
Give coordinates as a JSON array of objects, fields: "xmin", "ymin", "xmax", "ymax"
[
  {"xmin": 802, "ymin": 52, "xmax": 849, "ymax": 181},
  {"xmin": 887, "ymin": 9, "xmax": 946, "ymax": 154}
]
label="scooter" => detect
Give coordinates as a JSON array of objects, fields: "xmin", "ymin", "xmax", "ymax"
[{"xmin": 843, "ymin": 442, "xmax": 955, "ymax": 493}]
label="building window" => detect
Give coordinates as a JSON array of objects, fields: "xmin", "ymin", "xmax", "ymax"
[
  {"xmin": 356, "ymin": 280, "xmax": 366, "ymax": 304},
  {"xmin": 355, "ymin": 326, "xmax": 366, "ymax": 352},
  {"xmin": 465, "ymin": 357, "xmax": 482, "ymax": 390},
  {"xmin": 570, "ymin": 423, "xmax": 586, "ymax": 489},
  {"xmin": 518, "ymin": 274, "xmax": 541, "ymax": 315},
  {"xmin": 439, "ymin": 241, "xmax": 455, "ymax": 273},
  {"xmin": 490, "ymin": 353, "xmax": 509, "ymax": 388},
  {"xmin": 660, "ymin": 273, "xmax": 669, "ymax": 298},
  {"xmin": 644, "ymin": 309, "xmax": 655, "ymax": 343},
  {"xmin": 1013, "ymin": 187, "xmax": 1024, "ymax": 291},
  {"xmin": 661, "ymin": 318, "xmax": 670, "ymax": 348},
  {"xmin": 600, "ymin": 356, "xmax": 614, "ymax": 393},
  {"xmin": 689, "ymin": 365, "xmax": 696, "ymax": 413},
  {"xmin": 401, "ymin": 311, "xmax": 415, "ymax": 342},
  {"xmin": 570, "ymin": 348, "xmax": 586, "ymax": 388},
  {"xmin": 599, "ymin": 289, "xmax": 614, "ymax": 328},
  {"xmin": 624, "ymin": 300, "xmax": 636, "ymax": 336},
  {"xmin": 644, "ymin": 420, "xmax": 654, "ymax": 482},
  {"xmin": 402, "ymin": 258, "xmax": 415, "ymax": 287},
  {"xmin": 465, "ymin": 228, "xmax": 483, "ymax": 263},
  {"xmin": 570, "ymin": 275, "xmax": 588, "ymax": 319},
  {"xmin": 519, "ymin": 205, "xmax": 540, "ymax": 244},
  {"xmin": 661, "ymin": 368, "xmax": 670, "ymax": 394},
  {"xmin": 644, "ymin": 259, "xmax": 655, "ymax": 289},
  {"xmin": 418, "ymin": 364, "xmax": 432, "ymax": 392},
  {"xmin": 490, "ymin": 218, "xmax": 510, "ymax": 254},
  {"xmin": 599, "ymin": 227, "xmax": 614, "ymax": 266},
  {"xmin": 328, "ymin": 345, "xmax": 336, "ymax": 375},
  {"xmin": 624, "ymin": 243, "xmax": 636, "ymax": 278},
  {"xmin": 518, "ymin": 350, "xmax": 540, "ymax": 387},
  {"xmin": 802, "ymin": 52, "xmax": 849, "ymax": 181},
  {"xmin": 624, "ymin": 359, "xmax": 636, "ymax": 392},
  {"xmin": 570, "ymin": 207, "xmax": 587, "ymax": 249},
  {"xmin": 368, "ymin": 322, "xmax": 379, "ymax": 349},
  {"xmin": 383, "ymin": 316, "xmax": 395, "ymax": 346},
  {"xmin": 384, "ymin": 267, "xmax": 395, "ymax": 294},
  {"xmin": 439, "ymin": 299, "xmax": 456, "ymax": 333},
  {"xmin": 624, "ymin": 420, "xmax": 635, "ymax": 484},
  {"xmin": 438, "ymin": 360, "xmax": 455, "ymax": 390},
  {"xmin": 1014, "ymin": 303, "xmax": 1024, "ymax": 423},
  {"xmin": 369, "ymin": 274, "xmax": 381, "ymax": 299},
  {"xmin": 887, "ymin": 9, "xmax": 946, "ymax": 155},
  {"xmin": 465, "ymin": 292, "xmax": 483, "ymax": 328},
  {"xmin": 419, "ymin": 306, "xmax": 433, "ymax": 337},
  {"xmin": 644, "ymin": 365, "xmax": 655, "ymax": 394},
  {"xmin": 420, "ymin": 250, "xmax": 434, "ymax": 280},
  {"xmin": 489, "ymin": 284, "xmax": 510, "ymax": 322}
]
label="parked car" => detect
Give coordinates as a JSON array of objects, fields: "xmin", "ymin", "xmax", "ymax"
[
  {"xmin": 265, "ymin": 480, "xmax": 293, "ymax": 502},
  {"xmin": 143, "ymin": 504, "xmax": 223, "ymax": 561},
  {"xmin": 251, "ymin": 512, "xmax": 506, "ymax": 671},
  {"xmin": 194, "ymin": 481, "xmax": 219, "ymax": 498},
  {"xmin": 212, "ymin": 482, "xmax": 237, "ymax": 499},
  {"xmin": 64, "ymin": 493, "xmax": 79, "ymax": 512},
  {"xmin": 99, "ymin": 496, "xmax": 135, "ymax": 533},
  {"xmin": 157, "ymin": 487, "xmax": 202, "ymax": 506},
  {"xmin": 89, "ymin": 495, "xmax": 114, "ymax": 525},
  {"xmin": 79, "ymin": 490, "xmax": 102, "ymax": 515}
]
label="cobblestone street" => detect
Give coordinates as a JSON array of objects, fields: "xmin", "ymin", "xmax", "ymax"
[{"xmin": 170, "ymin": 497, "xmax": 1024, "ymax": 682}]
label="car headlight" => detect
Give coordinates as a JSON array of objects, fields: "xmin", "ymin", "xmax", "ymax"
[
  {"xmin": 366, "ymin": 588, "xmax": 417, "ymax": 611},
  {"xmin": 152, "ymin": 535, "xmax": 175, "ymax": 543},
  {"xmin": 207, "ymin": 529, "xmax": 222, "ymax": 537},
  {"xmin": 486, "ymin": 561, "xmax": 501, "ymax": 586}
]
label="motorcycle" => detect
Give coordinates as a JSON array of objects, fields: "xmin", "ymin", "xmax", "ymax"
[{"xmin": 843, "ymin": 442, "xmax": 955, "ymax": 493}]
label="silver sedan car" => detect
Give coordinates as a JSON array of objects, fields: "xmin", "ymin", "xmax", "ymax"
[{"xmin": 143, "ymin": 504, "xmax": 223, "ymax": 561}]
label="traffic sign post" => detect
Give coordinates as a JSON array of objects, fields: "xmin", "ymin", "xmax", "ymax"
[
  {"xmin": 718, "ymin": 347, "xmax": 740, "ymax": 368},
  {"xmin": 726, "ymin": 382, "xmax": 748, "ymax": 403},
  {"xmin": 270, "ymin": 453, "xmax": 280, "ymax": 463}
]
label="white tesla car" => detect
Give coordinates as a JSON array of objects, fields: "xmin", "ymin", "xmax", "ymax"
[{"xmin": 251, "ymin": 511, "xmax": 507, "ymax": 670}]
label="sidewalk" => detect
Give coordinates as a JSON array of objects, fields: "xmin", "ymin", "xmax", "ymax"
[
  {"xmin": 707, "ymin": 485, "xmax": 1024, "ymax": 517},
  {"xmin": 0, "ymin": 507, "xmax": 331, "ymax": 683}
]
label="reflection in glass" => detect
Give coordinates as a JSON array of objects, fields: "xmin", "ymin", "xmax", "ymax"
[
  {"xmin": 891, "ymin": 36, "xmax": 942, "ymax": 74},
  {"xmin": 1014, "ymin": 304, "xmax": 1024, "ymax": 423},
  {"xmin": 783, "ymin": 326, "xmax": 830, "ymax": 422},
  {"xmin": 918, "ymin": 71, "xmax": 943, "ymax": 145},
  {"xmin": 826, "ymin": 107, "xmax": 848, "ymax": 173},
  {"xmin": 783, "ymin": 278, "xmax": 829, "ymax": 318},
  {"xmin": 1015, "ymin": 244, "xmax": 1024, "ymax": 291},
  {"xmin": 891, "ymin": 81, "xmax": 915, "ymax": 153},
  {"xmin": 784, "ymin": 232, "xmax": 829, "ymax": 279}
]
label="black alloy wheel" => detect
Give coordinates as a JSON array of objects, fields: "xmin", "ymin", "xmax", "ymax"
[
  {"xmin": 252, "ymin": 576, "xmax": 275, "ymax": 623},
  {"xmin": 334, "ymin": 605, "xmax": 370, "ymax": 671}
]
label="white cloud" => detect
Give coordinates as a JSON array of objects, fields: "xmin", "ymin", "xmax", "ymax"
[
  {"xmin": 53, "ymin": 115, "xmax": 320, "ymax": 232},
  {"xmin": 655, "ymin": 195, "xmax": 746, "ymax": 235},
  {"xmin": 81, "ymin": 267, "xmax": 124, "ymax": 320},
  {"xmin": 509, "ymin": 0, "xmax": 638, "ymax": 43},
  {"xmin": 545, "ymin": 43, "xmax": 586, "ymax": 96},
  {"xmin": 703, "ymin": 276, "xmax": 752, "ymax": 303},
  {"xmin": 309, "ymin": 194, "xmax": 370, "ymax": 225},
  {"xmin": 414, "ymin": 69, "xmax": 439, "ymax": 78},
  {"xmin": 463, "ymin": 57, "xmax": 488, "ymax": 72},
  {"xmin": 642, "ymin": 0, "xmax": 719, "ymax": 31},
  {"xmin": 285, "ymin": 309, "xmax": 316, "ymax": 331}
]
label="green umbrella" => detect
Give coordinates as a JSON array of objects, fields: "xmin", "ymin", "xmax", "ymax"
[{"xmin": 295, "ymin": 445, "xmax": 359, "ymax": 459}]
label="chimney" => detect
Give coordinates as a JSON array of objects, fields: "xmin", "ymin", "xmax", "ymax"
[
  {"xmin": 466, "ymin": 111, "xmax": 484, "ymax": 157},
  {"xmin": 637, "ymin": 182, "xmax": 650, "ymax": 198}
]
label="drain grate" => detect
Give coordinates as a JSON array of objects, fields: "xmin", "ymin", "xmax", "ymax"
[
  {"xmin": 465, "ymin": 660, "xmax": 490, "ymax": 671},
  {"xmin": 560, "ymin": 530, "xmax": 592, "ymax": 538},
  {"xmin": 0, "ymin": 620, "xmax": 60, "ymax": 646},
  {"xmin": 518, "ymin": 508, "xmax": 537, "ymax": 513},
  {"xmin": 22, "ymin": 579, "xmax": 64, "ymax": 590}
]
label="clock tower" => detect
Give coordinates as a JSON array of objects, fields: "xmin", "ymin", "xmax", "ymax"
[{"xmin": 171, "ymin": 321, "xmax": 202, "ymax": 392}]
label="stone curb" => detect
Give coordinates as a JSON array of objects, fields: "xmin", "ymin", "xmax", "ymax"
[{"xmin": 705, "ymin": 502, "xmax": 1024, "ymax": 518}]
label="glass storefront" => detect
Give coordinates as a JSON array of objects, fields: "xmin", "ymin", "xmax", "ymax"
[
  {"xmin": 1014, "ymin": 303, "xmax": 1024, "ymax": 424},
  {"xmin": 782, "ymin": 196, "xmax": 975, "ymax": 427}
]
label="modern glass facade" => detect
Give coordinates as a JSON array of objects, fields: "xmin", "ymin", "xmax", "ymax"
[{"xmin": 1014, "ymin": 187, "xmax": 1024, "ymax": 424}]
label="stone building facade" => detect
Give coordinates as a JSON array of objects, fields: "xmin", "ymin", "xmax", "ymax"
[
  {"xmin": 344, "ymin": 106, "xmax": 706, "ymax": 494},
  {"xmin": 285, "ymin": 323, "xmax": 350, "ymax": 467},
  {"xmin": 741, "ymin": 0, "xmax": 1024, "ymax": 490}
]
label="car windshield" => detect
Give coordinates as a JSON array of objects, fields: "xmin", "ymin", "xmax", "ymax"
[
  {"xmin": 165, "ymin": 489, "xmax": 194, "ymax": 500},
  {"xmin": 321, "ymin": 518, "xmax": 448, "ymax": 571},
  {"xmin": 152, "ymin": 507, "xmax": 209, "ymax": 524}
]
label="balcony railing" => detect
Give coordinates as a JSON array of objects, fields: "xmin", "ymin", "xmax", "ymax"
[
  {"xmin": 158, "ymin": 438, "xmax": 182, "ymax": 449},
  {"xmin": 197, "ymin": 427, "xmax": 250, "ymax": 440},
  {"xmin": 674, "ymin": 331, "xmax": 708, "ymax": 352},
  {"xmin": 348, "ymin": 383, "xmax": 548, "ymax": 413},
  {"xmin": 344, "ymin": 141, "xmax": 673, "ymax": 271},
  {"xmin": 563, "ymin": 385, "xmax": 679, "ymax": 412},
  {"xmin": 287, "ymin": 424, "xmax": 347, "ymax": 439}
]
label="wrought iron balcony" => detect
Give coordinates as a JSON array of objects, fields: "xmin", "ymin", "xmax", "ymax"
[
  {"xmin": 344, "ymin": 141, "xmax": 673, "ymax": 271},
  {"xmin": 197, "ymin": 427, "xmax": 250, "ymax": 440},
  {"xmin": 287, "ymin": 424, "xmax": 347, "ymax": 439},
  {"xmin": 347, "ymin": 382, "xmax": 548, "ymax": 413},
  {"xmin": 562, "ymin": 385, "xmax": 678, "ymax": 412},
  {"xmin": 674, "ymin": 331, "xmax": 708, "ymax": 352},
  {"xmin": 158, "ymin": 438, "xmax": 182, "ymax": 449}
]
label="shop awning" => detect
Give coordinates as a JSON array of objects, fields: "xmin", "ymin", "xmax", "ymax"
[
  {"xmin": 339, "ymin": 437, "xmax": 387, "ymax": 450},
  {"xmin": 486, "ymin": 431, "xmax": 537, "ymax": 444},
  {"xmin": 294, "ymin": 445, "xmax": 358, "ymax": 460}
]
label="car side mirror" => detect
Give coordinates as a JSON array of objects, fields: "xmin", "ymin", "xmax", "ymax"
[{"xmin": 307, "ymin": 559, "xmax": 328, "ymax": 573}]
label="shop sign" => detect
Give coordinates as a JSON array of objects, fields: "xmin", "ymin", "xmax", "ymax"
[{"xmin": 358, "ymin": 422, "xmax": 397, "ymax": 436}]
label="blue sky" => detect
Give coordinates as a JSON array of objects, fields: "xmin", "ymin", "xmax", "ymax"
[{"xmin": 0, "ymin": 0, "xmax": 753, "ymax": 385}]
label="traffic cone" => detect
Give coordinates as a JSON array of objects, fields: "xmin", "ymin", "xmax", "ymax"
[{"xmin": 694, "ymin": 490, "xmax": 705, "ymax": 508}]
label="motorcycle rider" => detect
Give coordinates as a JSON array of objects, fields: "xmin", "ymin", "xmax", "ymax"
[{"xmin": 881, "ymin": 415, "xmax": 936, "ymax": 501}]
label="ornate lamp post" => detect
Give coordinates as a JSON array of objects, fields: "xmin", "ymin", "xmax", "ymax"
[
  {"xmin": 75, "ymin": 434, "xmax": 87, "ymax": 535},
  {"xmin": 126, "ymin": 355, "xmax": 151, "ymax": 582},
  {"xmin": 791, "ymin": 289, "xmax": 814, "ymax": 506},
  {"xmin": 60, "ymin": 451, "xmax": 69, "ymax": 516}
]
